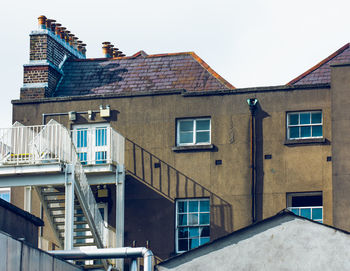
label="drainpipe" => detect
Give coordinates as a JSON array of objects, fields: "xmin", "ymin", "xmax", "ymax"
[
  {"xmin": 247, "ymin": 98, "xmax": 258, "ymax": 223},
  {"xmin": 49, "ymin": 247, "xmax": 153, "ymax": 271}
]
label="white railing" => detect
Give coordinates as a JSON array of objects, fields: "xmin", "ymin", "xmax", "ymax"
[
  {"xmin": 0, "ymin": 120, "xmax": 126, "ymax": 248},
  {"xmin": 0, "ymin": 123, "xmax": 125, "ymax": 166},
  {"xmin": 288, "ymin": 206, "xmax": 323, "ymax": 223}
]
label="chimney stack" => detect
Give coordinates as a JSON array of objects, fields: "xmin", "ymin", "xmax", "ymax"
[{"xmin": 21, "ymin": 16, "xmax": 87, "ymax": 100}]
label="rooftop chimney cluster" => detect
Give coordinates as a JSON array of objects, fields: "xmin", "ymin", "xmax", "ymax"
[
  {"xmin": 38, "ymin": 15, "xmax": 86, "ymax": 56},
  {"xmin": 102, "ymin": 42, "xmax": 126, "ymax": 58}
]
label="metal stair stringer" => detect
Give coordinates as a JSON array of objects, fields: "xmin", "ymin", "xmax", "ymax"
[{"xmin": 35, "ymin": 186, "xmax": 63, "ymax": 249}]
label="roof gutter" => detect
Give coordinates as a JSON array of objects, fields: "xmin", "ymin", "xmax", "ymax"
[{"xmin": 49, "ymin": 247, "xmax": 153, "ymax": 271}]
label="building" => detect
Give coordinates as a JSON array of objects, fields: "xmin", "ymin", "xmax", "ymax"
[
  {"xmin": 2, "ymin": 15, "xmax": 350, "ymax": 269},
  {"xmin": 156, "ymin": 210, "xmax": 350, "ymax": 271}
]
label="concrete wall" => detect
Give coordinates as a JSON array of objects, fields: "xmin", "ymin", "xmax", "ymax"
[
  {"xmin": 11, "ymin": 85, "xmax": 333, "ymax": 258},
  {"xmin": 0, "ymin": 230, "xmax": 81, "ymax": 271},
  {"xmin": 157, "ymin": 215, "xmax": 350, "ymax": 271}
]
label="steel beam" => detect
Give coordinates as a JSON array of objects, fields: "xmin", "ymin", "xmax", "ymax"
[
  {"xmin": 116, "ymin": 164, "xmax": 125, "ymax": 271},
  {"xmin": 64, "ymin": 164, "xmax": 75, "ymax": 250}
]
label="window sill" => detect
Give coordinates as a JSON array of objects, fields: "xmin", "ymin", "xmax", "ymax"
[
  {"xmin": 284, "ymin": 138, "xmax": 328, "ymax": 146},
  {"xmin": 172, "ymin": 144, "xmax": 216, "ymax": 152}
]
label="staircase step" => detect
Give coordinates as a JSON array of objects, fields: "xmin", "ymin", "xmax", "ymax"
[
  {"xmin": 49, "ymin": 206, "xmax": 82, "ymax": 211},
  {"xmin": 57, "ymin": 228, "xmax": 91, "ymax": 232},
  {"xmin": 46, "ymin": 199, "xmax": 65, "ymax": 204},
  {"xmin": 42, "ymin": 191, "xmax": 65, "ymax": 196},
  {"xmin": 73, "ymin": 243, "xmax": 97, "ymax": 247},
  {"xmin": 53, "ymin": 213, "xmax": 85, "ymax": 219},
  {"xmin": 74, "ymin": 235, "xmax": 94, "ymax": 239},
  {"xmin": 55, "ymin": 221, "xmax": 89, "ymax": 226}
]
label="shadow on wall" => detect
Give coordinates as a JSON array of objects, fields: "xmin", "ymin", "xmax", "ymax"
[
  {"xmin": 255, "ymin": 103, "xmax": 270, "ymax": 221},
  {"xmin": 124, "ymin": 139, "xmax": 233, "ymax": 242}
]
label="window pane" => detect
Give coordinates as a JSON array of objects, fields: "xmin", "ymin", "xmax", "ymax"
[
  {"xmin": 200, "ymin": 213, "xmax": 210, "ymax": 225},
  {"xmin": 77, "ymin": 129, "xmax": 87, "ymax": 147},
  {"xmin": 189, "ymin": 227, "xmax": 199, "ymax": 238},
  {"xmin": 311, "ymin": 112, "xmax": 322, "ymax": 124},
  {"xmin": 289, "ymin": 127, "xmax": 299, "ymax": 139},
  {"xmin": 300, "ymin": 126, "xmax": 311, "ymax": 138},
  {"xmin": 179, "ymin": 132, "xmax": 193, "ymax": 144},
  {"xmin": 178, "ymin": 239, "xmax": 188, "ymax": 251},
  {"xmin": 178, "ymin": 214, "xmax": 187, "ymax": 226},
  {"xmin": 290, "ymin": 208, "xmax": 300, "ymax": 216},
  {"xmin": 178, "ymin": 227, "xmax": 189, "ymax": 238},
  {"xmin": 189, "ymin": 201, "xmax": 198, "ymax": 212},
  {"xmin": 200, "ymin": 237, "xmax": 210, "ymax": 245},
  {"xmin": 312, "ymin": 125, "xmax": 322, "ymax": 137},
  {"xmin": 196, "ymin": 131, "xmax": 210, "ymax": 143},
  {"xmin": 190, "ymin": 238, "xmax": 199, "ymax": 250},
  {"xmin": 96, "ymin": 128, "xmax": 107, "ymax": 146},
  {"xmin": 200, "ymin": 200, "xmax": 209, "ymax": 212},
  {"xmin": 188, "ymin": 214, "xmax": 198, "ymax": 225},
  {"xmin": 0, "ymin": 192, "xmax": 10, "ymax": 202},
  {"xmin": 300, "ymin": 208, "xmax": 311, "ymax": 219},
  {"xmin": 179, "ymin": 121, "xmax": 194, "ymax": 132},
  {"xmin": 196, "ymin": 120, "xmax": 210, "ymax": 130},
  {"xmin": 178, "ymin": 201, "xmax": 187, "ymax": 213},
  {"xmin": 200, "ymin": 226, "xmax": 210, "ymax": 237},
  {"xmin": 300, "ymin": 113, "xmax": 311, "ymax": 124},
  {"xmin": 312, "ymin": 208, "xmax": 323, "ymax": 220},
  {"xmin": 288, "ymin": 114, "xmax": 299, "ymax": 125}
]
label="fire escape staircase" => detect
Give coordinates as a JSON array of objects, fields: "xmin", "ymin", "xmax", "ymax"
[{"xmin": 0, "ymin": 120, "xmax": 114, "ymax": 269}]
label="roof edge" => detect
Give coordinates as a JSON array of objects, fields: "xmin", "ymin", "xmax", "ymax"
[
  {"xmin": 188, "ymin": 52, "xmax": 235, "ymax": 90},
  {"xmin": 287, "ymin": 43, "xmax": 350, "ymax": 85}
]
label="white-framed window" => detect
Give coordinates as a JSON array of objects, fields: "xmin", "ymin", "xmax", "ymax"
[
  {"xmin": 176, "ymin": 198, "xmax": 210, "ymax": 253},
  {"xmin": 176, "ymin": 118, "xmax": 211, "ymax": 146},
  {"xmin": 287, "ymin": 111, "xmax": 322, "ymax": 140},
  {"xmin": 287, "ymin": 192, "xmax": 323, "ymax": 223},
  {"xmin": 0, "ymin": 188, "xmax": 10, "ymax": 202},
  {"xmin": 72, "ymin": 123, "xmax": 110, "ymax": 165}
]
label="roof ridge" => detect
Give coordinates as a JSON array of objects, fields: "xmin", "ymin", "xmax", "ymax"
[
  {"xmin": 287, "ymin": 43, "xmax": 350, "ymax": 85},
  {"xmin": 188, "ymin": 52, "xmax": 235, "ymax": 90}
]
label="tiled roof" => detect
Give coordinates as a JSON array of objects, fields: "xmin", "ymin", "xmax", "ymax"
[
  {"xmin": 288, "ymin": 43, "xmax": 350, "ymax": 85},
  {"xmin": 55, "ymin": 51, "xmax": 234, "ymax": 97}
]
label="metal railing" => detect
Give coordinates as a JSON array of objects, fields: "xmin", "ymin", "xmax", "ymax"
[
  {"xmin": 0, "ymin": 120, "xmax": 126, "ymax": 248},
  {"xmin": 288, "ymin": 206, "xmax": 323, "ymax": 223},
  {"xmin": 0, "ymin": 124, "xmax": 125, "ymax": 167}
]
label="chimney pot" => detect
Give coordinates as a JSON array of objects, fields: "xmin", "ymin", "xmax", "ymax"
[
  {"xmin": 102, "ymin": 42, "xmax": 112, "ymax": 58},
  {"xmin": 45, "ymin": 19, "xmax": 55, "ymax": 31},
  {"xmin": 38, "ymin": 15, "xmax": 47, "ymax": 29},
  {"xmin": 54, "ymin": 23, "xmax": 62, "ymax": 36}
]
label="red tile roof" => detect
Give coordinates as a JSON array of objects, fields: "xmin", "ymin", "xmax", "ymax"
[
  {"xmin": 288, "ymin": 43, "xmax": 350, "ymax": 85},
  {"xmin": 55, "ymin": 51, "xmax": 234, "ymax": 97}
]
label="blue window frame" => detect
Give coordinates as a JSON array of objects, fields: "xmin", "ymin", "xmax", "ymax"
[
  {"xmin": 287, "ymin": 111, "xmax": 322, "ymax": 140},
  {"xmin": 176, "ymin": 198, "xmax": 210, "ymax": 253}
]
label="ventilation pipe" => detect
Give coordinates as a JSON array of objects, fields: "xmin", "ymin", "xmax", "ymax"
[{"xmin": 49, "ymin": 247, "xmax": 153, "ymax": 271}]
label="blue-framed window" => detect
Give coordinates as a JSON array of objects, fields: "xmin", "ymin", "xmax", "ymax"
[
  {"xmin": 0, "ymin": 188, "xmax": 10, "ymax": 202},
  {"xmin": 287, "ymin": 192, "xmax": 323, "ymax": 223},
  {"xmin": 176, "ymin": 198, "xmax": 210, "ymax": 253},
  {"xmin": 287, "ymin": 111, "xmax": 322, "ymax": 140}
]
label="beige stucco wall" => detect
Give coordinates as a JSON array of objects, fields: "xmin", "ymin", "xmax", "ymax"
[{"xmin": 11, "ymin": 85, "xmax": 332, "ymax": 255}]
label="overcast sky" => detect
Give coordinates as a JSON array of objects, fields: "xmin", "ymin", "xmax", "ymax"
[{"xmin": 1, "ymin": 0, "xmax": 350, "ymax": 127}]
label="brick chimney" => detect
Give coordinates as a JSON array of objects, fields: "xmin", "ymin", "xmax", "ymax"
[{"xmin": 21, "ymin": 16, "xmax": 86, "ymax": 100}]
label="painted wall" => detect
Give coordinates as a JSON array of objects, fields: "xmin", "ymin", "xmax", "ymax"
[
  {"xmin": 11, "ymin": 84, "xmax": 332, "ymax": 258},
  {"xmin": 157, "ymin": 215, "xmax": 350, "ymax": 271}
]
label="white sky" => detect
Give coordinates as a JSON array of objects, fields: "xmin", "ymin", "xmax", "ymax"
[{"xmin": 1, "ymin": 0, "xmax": 350, "ymax": 127}]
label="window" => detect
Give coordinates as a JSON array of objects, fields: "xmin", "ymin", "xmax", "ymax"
[
  {"xmin": 73, "ymin": 124, "xmax": 110, "ymax": 165},
  {"xmin": 177, "ymin": 118, "xmax": 211, "ymax": 146},
  {"xmin": 287, "ymin": 111, "xmax": 322, "ymax": 139},
  {"xmin": 0, "ymin": 188, "xmax": 10, "ymax": 202},
  {"xmin": 176, "ymin": 198, "xmax": 210, "ymax": 253},
  {"xmin": 287, "ymin": 192, "xmax": 323, "ymax": 223}
]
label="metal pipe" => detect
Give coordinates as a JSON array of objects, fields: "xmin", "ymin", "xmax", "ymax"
[
  {"xmin": 42, "ymin": 110, "xmax": 100, "ymax": 124},
  {"xmin": 247, "ymin": 98, "xmax": 258, "ymax": 223},
  {"xmin": 49, "ymin": 247, "xmax": 153, "ymax": 271}
]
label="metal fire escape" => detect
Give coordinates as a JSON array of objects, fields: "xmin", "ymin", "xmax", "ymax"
[{"xmin": 0, "ymin": 120, "xmax": 125, "ymax": 270}]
